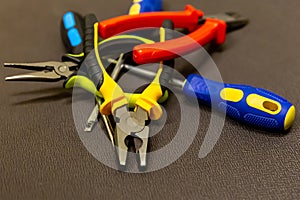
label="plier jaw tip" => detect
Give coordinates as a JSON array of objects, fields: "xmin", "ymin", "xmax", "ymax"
[
  {"xmin": 4, "ymin": 61, "xmax": 77, "ymax": 81},
  {"xmin": 205, "ymin": 12, "xmax": 249, "ymax": 33},
  {"xmin": 115, "ymin": 106, "xmax": 150, "ymax": 169}
]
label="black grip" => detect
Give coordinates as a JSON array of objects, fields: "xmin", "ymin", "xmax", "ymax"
[
  {"xmin": 84, "ymin": 14, "xmax": 98, "ymax": 55},
  {"xmin": 160, "ymin": 19, "xmax": 175, "ymax": 91},
  {"xmin": 82, "ymin": 14, "xmax": 104, "ymax": 88},
  {"xmin": 60, "ymin": 11, "xmax": 85, "ymax": 54},
  {"xmin": 82, "ymin": 53, "xmax": 104, "ymax": 89}
]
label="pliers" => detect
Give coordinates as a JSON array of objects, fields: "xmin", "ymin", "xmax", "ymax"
[
  {"xmin": 80, "ymin": 20, "xmax": 174, "ymax": 168},
  {"xmin": 4, "ymin": 34, "xmax": 154, "ymax": 82},
  {"xmin": 61, "ymin": 5, "xmax": 248, "ymax": 63},
  {"xmin": 4, "ymin": 61, "xmax": 77, "ymax": 81},
  {"xmin": 97, "ymin": 4, "xmax": 248, "ymax": 64}
]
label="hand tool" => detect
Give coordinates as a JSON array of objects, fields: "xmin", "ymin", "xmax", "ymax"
[
  {"xmin": 60, "ymin": 6, "xmax": 247, "ymax": 64},
  {"xmin": 97, "ymin": 5, "xmax": 248, "ymax": 64},
  {"xmin": 82, "ymin": 21, "xmax": 172, "ymax": 169},
  {"xmin": 128, "ymin": 0, "xmax": 162, "ymax": 15},
  {"xmin": 81, "ymin": 13, "xmax": 116, "ymax": 139},
  {"xmin": 61, "ymin": 11, "xmax": 85, "ymax": 54},
  {"xmin": 83, "ymin": 4, "xmax": 166, "ymax": 133},
  {"xmin": 60, "ymin": 0, "xmax": 161, "ymax": 58},
  {"xmin": 4, "ymin": 35, "xmax": 154, "ymax": 81},
  {"xmin": 4, "ymin": 61, "xmax": 78, "ymax": 81},
  {"xmin": 123, "ymin": 65, "xmax": 296, "ymax": 132}
]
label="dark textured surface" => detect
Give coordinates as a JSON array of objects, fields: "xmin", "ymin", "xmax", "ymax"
[{"xmin": 1, "ymin": 0, "xmax": 300, "ymax": 199}]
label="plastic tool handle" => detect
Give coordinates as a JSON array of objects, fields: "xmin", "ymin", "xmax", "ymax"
[
  {"xmin": 128, "ymin": 0, "xmax": 162, "ymax": 15},
  {"xmin": 133, "ymin": 18, "xmax": 226, "ymax": 64},
  {"xmin": 61, "ymin": 11, "xmax": 85, "ymax": 54},
  {"xmin": 83, "ymin": 37, "xmax": 154, "ymax": 89},
  {"xmin": 83, "ymin": 14, "xmax": 103, "ymax": 88},
  {"xmin": 183, "ymin": 74, "xmax": 296, "ymax": 131},
  {"xmin": 99, "ymin": 5, "xmax": 203, "ymax": 39},
  {"xmin": 84, "ymin": 14, "xmax": 98, "ymax": 54}
]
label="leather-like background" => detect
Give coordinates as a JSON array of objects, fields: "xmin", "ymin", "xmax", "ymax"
[{"xmin": 1, "ymin": 0, "xmax": 300, "ymax": 199}]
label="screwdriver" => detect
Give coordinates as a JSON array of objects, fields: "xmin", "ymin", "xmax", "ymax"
[{"xmin": 123, "ymin": 64, "xmax": 296, "ymax": 132}]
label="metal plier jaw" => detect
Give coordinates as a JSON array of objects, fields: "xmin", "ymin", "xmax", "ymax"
[
  {"xmin": 112, "ymin": 71, "xmax": 163, "ymax": 168},
  {"xmin": 115, "ymin": 106, "xmax": 149, "ymax": 167},
  {"xmin": 205, "ymin": 12, "xmax": 249, "ymax": 33},
  {"xmin": 4, "ymin": 61, "xmax": 77, "ymax": 81}
]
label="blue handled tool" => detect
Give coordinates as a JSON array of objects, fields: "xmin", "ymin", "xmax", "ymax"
[
  {"xmin": 123, "ymin": 65, "xmax": 296, "ymax": 132},
  {"xmin": 60, "ymin": 0, "xmax": 161, "ymax": 56},
  {"xmin": 61, "ymin": 11, "xmax": 85, "ymax": 54},
  {"xmin": 128, "ymin": 0, "xmax": 162, "ymax": 15}
]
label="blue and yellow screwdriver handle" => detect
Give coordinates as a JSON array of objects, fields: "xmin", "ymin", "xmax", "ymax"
[
  {"xmin": 183, "ymin": 74, "xmax": 296, "ymax": 131},
  {"xmin": 129, "ymin": 0, "xmax": 162, "ymax": 15}
]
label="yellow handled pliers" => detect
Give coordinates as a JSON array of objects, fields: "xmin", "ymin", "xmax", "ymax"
[{"xmin": 90, "ymin": 23, "xmax": 171, "ymax": 168}]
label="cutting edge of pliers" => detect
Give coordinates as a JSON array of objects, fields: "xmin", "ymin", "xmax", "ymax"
[{"xmin": 4, "ymin": 61, "xmax": 77, "ymax": 81}]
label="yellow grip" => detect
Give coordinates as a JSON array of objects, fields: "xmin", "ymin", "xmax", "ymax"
[
  {"xmin": 93, "ymin": 23, "xmax": 128, "ymax": 115},
  {"xmin": 135, "ymin": 27, "xmax": 167, "ymax": 120},
  {"xmin": 99, "ymin": 73, "xmax": 128, "ymax": 115},
  {"xmin": 135, "ymin": 66, "xmax": 163, "ymax": 120}
]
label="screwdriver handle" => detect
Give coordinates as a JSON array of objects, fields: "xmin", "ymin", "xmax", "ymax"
[
  {"xmin": 183, "ymin": 74, "xmax": 296, "ymax": 131},
  {"xmin": 129, "ymin": 0, "xmax": 162, "ymax": 15}
]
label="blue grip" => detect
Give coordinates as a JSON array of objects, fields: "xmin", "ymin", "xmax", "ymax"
[
  {"xmin": 67, "ymin": 28, "xmax": 82, "ymax": 46},
  {"xmin": 63, "ymin": 12, "xmax": 76, "ymax": 29},
  {"xmin": 129, "ymin": 0, "xmax": 162, "ymax": 14},
  {"xmin": 183, "ymin": 74, "xmax": 296, "ymax": 131},
  {"xmin": 61, "ymin": 11, "xmax": 84, "ymax": 54}
]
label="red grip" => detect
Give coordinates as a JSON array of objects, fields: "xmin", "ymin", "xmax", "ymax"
[
  {"xmin": 98, "ymin": 5, "xmax": 203, "ymax": 38},
  {"xmin": 133, "ymin": 18, "xmax": 227, "ymax": 64}
]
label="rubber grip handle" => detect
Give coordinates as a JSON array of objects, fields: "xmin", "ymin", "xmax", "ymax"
[
  {"xmin": 84, "ymin": 14, "xmax": 99, "ymax": 55},
  {"xmin": 81, "ymin": 53, "xmax": 104, "ymax": 89},
  {"xmin": 128, "ymin": 0, "xmax": 162, "ymax": 15},
  {"xmin": 133, "ymin": 18, "xmax": 226, "ymax": 64},
  {"xmin": 83, "ymin": 37, "xmax": 154, "ymax": 89},
  {"xmin": 99, "ymin": 5, "xmax": 203, "ymax": 39},
  {"xmin": 61, "ymin": 11, "xmax": 85, "ymax": 54},
  {"xmin": 82, "ymin": 14, "xmax": 103, "ymax": 88},
  {"xmin": 183, "ymin": 74, "xmax": 296, "ymax": 131}
]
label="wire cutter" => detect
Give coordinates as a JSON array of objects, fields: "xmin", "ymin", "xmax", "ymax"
[
  {"xmin": 81, "ymin": 21, "xmax": 173, "ymax": 168},
  {"xmin": 97, "ymin": 4, "xmax": 248, "ymax": 64}
]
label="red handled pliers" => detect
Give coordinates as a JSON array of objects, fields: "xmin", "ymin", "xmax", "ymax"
[{"xmin": 98, "ymin": 5, "xmax": 248, "ymax": 64}]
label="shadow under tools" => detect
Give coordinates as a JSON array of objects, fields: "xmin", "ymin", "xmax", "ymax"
[
  {"xmin": 11, "ymin": 87, "xmax": 68, "ymax": 96},
  {"xmin": 12, "ymin": 91, "xmax": 72, "ymax": 106},
  {"xmin": 237, "ymin": 122, "xmax": 290, "ymax": 137},
  {"xmin": 206, "ymin": 42, "xmax": 225, "ymax": 55},
  {"xmin": 10, "ymin": 84, "xmax": 96, "ymax": 106}
]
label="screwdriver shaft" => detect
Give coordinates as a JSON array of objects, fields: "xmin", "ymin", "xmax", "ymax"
[{"xmin": 123, "ymin": 64, "xmax": 185, "ymax": 88}]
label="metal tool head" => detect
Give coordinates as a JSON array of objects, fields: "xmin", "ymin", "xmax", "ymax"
[
  {"xmin": 205, "ymin": 12, "xmax": 249, "ymax": 32},
  {"xmin": 4, "ymin": 61, "xmax": 77, "ymax": 81},
  {"xmin": 115, "ymin": 106, "xmax": 149, "ymax": 168}
]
